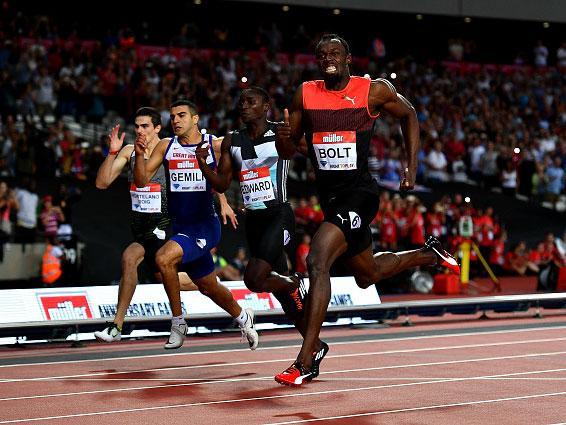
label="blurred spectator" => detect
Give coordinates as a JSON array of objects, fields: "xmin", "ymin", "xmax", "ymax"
[
  {"xmin": 295, "ymin": 234, "xmax": 311, "ymax": 275},
  {"xmin": 504, "ymin": 241, "xmax": 539, "ymax": 275},
  {"xmin": 500, "ymin": 160, "xmax": 518, "ymax": 196},
  {"xmin": 0, "ymin": 180, "xmax": 18, "ymax": 237},
  {"xmin": 533, "ymin": 40, "xmax": 549, "ymax": 67},
  {"xmin": 39, "ymin": 195, "xmax": 65, "ymax": 238},
  {"xmin": 41, "ymin": 236, "xmax": 65, "ymax": 286},
  {"xmin": 406, "ymin": 196, "xmax": 425, "ymax": 249},
  {"xmin": 424, "ymin": 140, "xmax": 449, "ymax": 183},
  {"xmin": 557, "ymin": 42, "xmax": 566, "ymax": 68},
  {"xmin": 211, "ymin": 247, "xmax": 240, "ymax": 281},
  {"xmin": 230, "ymin": 247, "xmax": 248, "ymax": 278},
  {"xmin": 14, "ymin": 177, "xmax": 38, "ymax": 244},
  {"xmin": 545, "ymin": 157, "xmax": 564, "ymax": 206},
  {"xmin": 479, "ymin": 141, "xmax": 499, "ymax": 189}
]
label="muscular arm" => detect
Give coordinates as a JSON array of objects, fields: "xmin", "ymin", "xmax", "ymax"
[
  {"xmin": 276, "ymin": 85, "xmax": 304, "ymax": 159},
  {"xmin": 133, "ymin": 139, "xmax": 168, "ymax": 187},
  {"xmin": 95, "ymin": 145, "xmax": 133, "ymax": 189},
  {"xmin": 368, "ymin": 79, "xmax": 420, "ymax": 189},
  {"xmin": 196, "ymin": 134, "xmax": 234, "ymax": 193}
]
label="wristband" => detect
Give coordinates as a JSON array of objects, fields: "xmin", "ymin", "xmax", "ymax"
[{"xmin": 108, "ymin": 149, "xmax": 120, "ymax": 156}]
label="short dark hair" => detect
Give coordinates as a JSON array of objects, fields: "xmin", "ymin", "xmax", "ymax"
[
  {"xmin": 135, "ymin": 107, "xmax": 162, "ymax": 128},
  {"xmin": 170, "ymin": 99, "xmax": 198, "ymax": 115},
  {"xmin": 243, "ymin": 86, "xmax": 270, "ymax": 104},
  {"xmin": 316, "ymin": 34, "xmax": 350, "ymax": 55}
]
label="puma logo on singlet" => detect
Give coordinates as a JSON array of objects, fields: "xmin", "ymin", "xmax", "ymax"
[{"xmin": 343, "ymin": 95, "xmax": 356, "ymax": 105}]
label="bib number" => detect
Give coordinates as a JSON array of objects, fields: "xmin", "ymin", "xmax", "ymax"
[
  {"xmin": 130, "ymin": 182, "xmax": 162, "ymax": 213},
  {"xmin": 169, "ymin": 159, "xmax": 206, "ymax": 192},
  {"xmin": 312, "ymin": 131, "xmax": 357, "ymax": 170},
  {"xmin": 239, "ymin": 167, "xmax": 275, "ymax": 206}
]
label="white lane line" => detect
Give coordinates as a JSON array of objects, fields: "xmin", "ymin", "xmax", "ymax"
[
  {"xmin": 263, "ymin": 392, "xmax": 566, "ymax": 425},
  {"xmin": 1, "ymin": 324, "xmax": 565, "ymax": 369},
  {"xmin": 0, "ymin": 352, "xmax": 565, "ymax": 402},
  {"xmin": 1, "ymin": 375, "xmax": 566, "ymax": 423},
  {"xmin": 3, "ymin": 336, "xmax": 566, "ymax": 382}
]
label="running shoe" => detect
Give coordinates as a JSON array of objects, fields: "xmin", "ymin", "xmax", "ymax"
[
  {"xmin": 275, "ymin": 362, "xmax": 315, "ymax": 387},
  {"xmin": 94, "ymin": 322, "xmax": 122, "ymax": 343},
  {"xmin": 424, "ymin": 236, "xmax": 461, "ymax": 275},
  {"xmin": 239, "ymin": 308, "xmax": 259, "ymax": 350},
  {"xmin": 289, "ymin": 273, "xmax": 308, "ymax": 314},
  {"xmin": 311, "ymin": 341, "xmax": 329, "ymax": 378},
  {"xmin": 164, "ymin": 321, "xmax": 188, "ymax": 349}
]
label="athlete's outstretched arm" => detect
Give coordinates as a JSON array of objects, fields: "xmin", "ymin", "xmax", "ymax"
[
  {"xmin": 95, "ymin": 125, "xmax": 130, "ymax": 189},
  {"xmin": 133, "ymin": 137, "xmax": 168, "ymax": 187},
  {"xmin": 368, "ymin": 79, "xmax": 419, "ymax": 191},
  {"xmin": 195, "ymin": 133, "xmax": 234, "ymax": 193},
  {"xmin": 276, "ymin": 85, "xmax": 304, "ymax": 159}
]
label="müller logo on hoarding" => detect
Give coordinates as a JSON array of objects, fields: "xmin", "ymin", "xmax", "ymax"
[{"xmin": 38, "ymin": 294, "xmax": 93, "ymax": 320}]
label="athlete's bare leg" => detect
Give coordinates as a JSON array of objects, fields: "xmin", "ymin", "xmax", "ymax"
[
  {"xmin": 179, "ymin": 272, "xmax": 198, "ymax": 291},
  {"xmin": 155, "ymin": 240, "xmax": 184, "ymax": 316},
  {"xmin": 114, "ymin": 242, "xmax": 145, "ymax": 328},
  {"xmin": 297, "ymin": 222, "xmax": 348, "ymax": 369},
  {"xmin": 244, "ymin": 258, "xmax": 323, "ymax": 348},
  {"xmin": 193, "ymin": 272, "xmax": 242, "ymax": 317},
  {"xmin": 345, "ymin": 246, "xmax": 436, "ymax": 289},
  {"xmin": 244, "ymin": 258, "xmax": 298, "ymax": 293}
]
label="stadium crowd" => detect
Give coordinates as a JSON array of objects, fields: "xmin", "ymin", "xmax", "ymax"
[{"xmin": 0, "ymin": 3, "xmax": 563, "ymax": 284}]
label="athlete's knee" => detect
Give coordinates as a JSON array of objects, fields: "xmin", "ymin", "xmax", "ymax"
[
  {"xmin": 122, "ymin": 249, "xmax": 141, "ymax": 271},
  {"xmin": 155, "ymin": 250, "xmax": 172, "ymax": 271},
  {"xmin": 195, "ymin": 278, "xmax": 216, "ymax": 297}
]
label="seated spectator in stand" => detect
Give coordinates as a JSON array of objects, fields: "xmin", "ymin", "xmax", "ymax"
[
  {"xmin": 504, "ymin": 241, "xmax": 539, "ymax": 275},
  {"xmin": 41, "ymin": 236, "xmax": 65, "ymax": 286},
  {"xmin": 211, "ymin": 247, "xmax": 241, "ymax": 281},
  {"xmin": 528, "ymin": 242, "xmax": 551, "ymax": 269},
  {"xmin": 39, "ymin": 195, "xmax": 65, "ymax": 238},
  {"xmin": 295, "ymin": 234, "xmax": 311, "ymax": 275}
]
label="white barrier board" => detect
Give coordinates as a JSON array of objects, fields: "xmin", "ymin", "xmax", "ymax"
[{"xmin": 0, "ymin": 277, "xmax": 380, "ymax": 324}]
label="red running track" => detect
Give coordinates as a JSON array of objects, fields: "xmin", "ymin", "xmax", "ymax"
[{"xmin": 0, "ymin": 314, "xmax": 566, "ymax": 424}]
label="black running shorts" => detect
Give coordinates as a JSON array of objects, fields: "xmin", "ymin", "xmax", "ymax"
[
  {"xmin": 131, "ymin": 215, "xmax": 172, "ymax": 274},
  {"xmin": 245, "ymin": 203, "xmax": 295, "ymax": 274},
  {"xmin": 322, "ymin": 189, "xmax": 380, "ymax": 258}
]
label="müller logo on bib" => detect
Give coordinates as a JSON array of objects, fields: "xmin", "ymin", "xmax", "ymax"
[
  {"xmin": 313, "ymin": 131, "xmax": 356, "ymax": 144},
  {"xmin": 239, "ymin": 168, "xmax": 270, "ymax": 181},
  {"xmin": 170, "ymin": 159, "xmax": 198, "ymax": 169}
]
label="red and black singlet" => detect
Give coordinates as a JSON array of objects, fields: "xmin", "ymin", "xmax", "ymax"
[{"xmin": 302, "ymin": 76, "xmax": 379, "ymax": 203}]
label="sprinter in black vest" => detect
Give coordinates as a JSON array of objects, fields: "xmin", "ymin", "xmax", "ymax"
[{"xmin": 196, "ymin": 87, "xmax": 328, "ymax": 377}]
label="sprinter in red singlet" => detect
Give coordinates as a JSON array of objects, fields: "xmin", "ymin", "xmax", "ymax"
[{"xmin": 274, "ymin": 34, "xmax": 460, "ymax": 386}]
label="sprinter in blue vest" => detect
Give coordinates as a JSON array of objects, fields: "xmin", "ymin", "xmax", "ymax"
[{"xmin": 134, "ymin": 99, "xmax": 258, "ymax": 350}]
